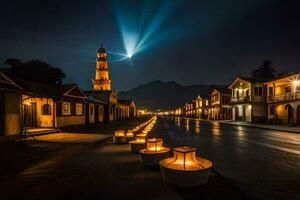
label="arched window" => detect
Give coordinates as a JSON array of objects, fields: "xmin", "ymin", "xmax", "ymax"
[{"xmin": 42, "ymin": 104, "xmax": 51, "ymax": 115}]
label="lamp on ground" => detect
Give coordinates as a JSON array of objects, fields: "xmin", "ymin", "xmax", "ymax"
[
  {"xmin": 126, "ymin": 129, "xmax": 134, "ymax": 141},
  {"xmin": 140, "ymin": 138, "xmax": 170, "ymax": 167},
  {"xmin": 114, "ymin": 130, "xmax": 127, "ymax": 144},
  {"xmin": 159, "ymin": 146, "xmax": 212, "ymax": 187},
  {"xmin": 129, "ymin": 138, "xmax": 146, "ymax": 153}
]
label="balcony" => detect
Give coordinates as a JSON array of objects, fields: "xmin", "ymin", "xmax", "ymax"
[
  {"xmin": 231, "ymin": 95, "xmax": 251, "ymax": 103},
  {"xmin": 268, "ymin": 92, "xmax": 300, "ymax": 102}
]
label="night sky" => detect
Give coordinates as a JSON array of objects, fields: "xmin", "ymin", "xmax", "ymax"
[{"xmin": 1, "ymin": 0, "xmax": 300, "ymax": 91}]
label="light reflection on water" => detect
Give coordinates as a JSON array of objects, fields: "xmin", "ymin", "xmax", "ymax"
[
  {"xmin": 185, "ymin": 118, "xmax": 190, "ymax": 132},
  {"xmin": 195, "ymin": 120, "xmax": 200, "ymax": 134}
]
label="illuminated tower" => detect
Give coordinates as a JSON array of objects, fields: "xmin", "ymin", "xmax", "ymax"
[{"xmin": 92, "ymin": 45, "xmax": 111, "ymax": 91}]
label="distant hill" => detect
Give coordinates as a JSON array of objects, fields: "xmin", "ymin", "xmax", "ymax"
[{"xmin": 118, "ymin": 80, "xmax": 226, "ymax": 110}]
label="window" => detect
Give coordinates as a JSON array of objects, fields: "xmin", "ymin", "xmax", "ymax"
[
  {"xmin": 75, "ymin": 103, "xmax": 83, "ymax": 115},
  {"xmin": 206, "ymin": 100, "xmax": 209, "ymax": 106},
  {"xmin": 62, "ymin": 102, "xmax": 71, "ymax": 115},
  {"xmin": 90, "ymin": 106, "xmax": 94, "ymax": 115},
  {"xmin": 41, "ymin": 104, "xmax": 51, "ymax": 115},
  {"xmin": 259, "ymin": 87, "xmax": 263, "ymax": 96},
  {"xmin": 269, "ymin": 87, "xmax": 273, "ymax": 95},
  {"xmin": 285, "ymin": 86, "xmax": 292, "ymax": 93},
  {"xmin": 254, "ymin": 87, "xmax": 258, "ymax": 96},
  {"xmin": 255, "ymin": 87, "xmax": 263, "ymax": 96},
  {"xmin": 269, "ymin": 105, "xmax": 274, "ymax": 115}
]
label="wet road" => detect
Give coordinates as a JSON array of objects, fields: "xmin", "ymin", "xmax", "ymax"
[{"xmin": 162, "ymin": 116, "xmax": 300, "ymax": 200}]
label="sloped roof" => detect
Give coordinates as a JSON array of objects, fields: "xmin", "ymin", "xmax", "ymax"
[
  {"xmin": 118, "ymin": 99, "xmax": 134, "ymax": 106},
  {"xmin": 12, "ymin": 78, "xmax": 86, "ymax": 99},
  {"xmin": 85, "ymin": 90, "xmax": 114, "ymax": 104},
  {"xmin": 212, "ymin": 86, "xmax": 231, "ymax": 94},
  {"xmin": 85, "ymin": 96, "xmax": 106, "ymax": 105},
  {"xmin": 0, "ymin": 70, "xmax": 22, "ymax": 92}
]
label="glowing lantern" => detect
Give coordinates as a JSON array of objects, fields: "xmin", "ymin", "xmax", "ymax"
[
  {"xmin": 140, "ymin": 138, "xmax": 170, "ymax": 167},
  {"xmin": 129, "ymin": 138, "xmax": 146, "ymax": 153},
  {"xmin": 159, "ymin": 146, "xmax": 212, "ymax": 187},
  {"xmin": 126, "ymin": 129, "xmax": 134, "ymax": 141},
  {"xmin": 113, "ymin": 130, "xmax": 127, "ymax": 144}
]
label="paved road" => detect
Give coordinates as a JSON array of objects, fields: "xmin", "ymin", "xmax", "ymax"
[
  {"xmin": 162, "ymin": 116, "xmax": 300, "ymax": 200},
  {"xmin": 0, "ymin": 117, "xmax": 245, "ymax": 200}
]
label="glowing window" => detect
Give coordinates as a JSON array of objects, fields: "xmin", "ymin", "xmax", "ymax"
[
  {"xmin": 41, "ymin": 104, "xmax": 51, "ymax": 115},
  {"xmin": 75, "ymin": 103, "xmax": 83, "ymax": 115},
  {"xmin": 62, "ymin": 102, "xmax": 71, "ymax": 115}
]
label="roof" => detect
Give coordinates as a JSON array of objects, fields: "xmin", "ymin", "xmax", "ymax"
[
  {"xmin": 212, "ymin": 86, "xmax": 231, "ymax": 94},
  {"xmin": 228, "ymin": 76, "xmax": 269, "ymax": 89},
  {"xmin": 118, "ymin": 99, "xmax": 135, "ymax": 106},
  {"xmin": 98, "ymin": 45, "xmax": 106, "ymax": 53},
  {"xmin": 265, "ymin": 71, "xmax": 300, "ymax": 83},
  {"xmin": 13, "ymin": 78, "xmax": 86, "ymax": 99},
  {"xmin": 85, "ymin": 90, "xmax": 114, "ymax": 104},
  {"xmin": 85, "ymin": 96, "xmax": 106, "ymax": 105},
  {"xmin": 0, "ymin": 70, "xmax": 22, "ymax": 92}
]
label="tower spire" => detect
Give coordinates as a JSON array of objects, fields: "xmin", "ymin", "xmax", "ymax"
[{"xmin": 92, "ymin": 45, "xmax": 111, "ymax": 91}]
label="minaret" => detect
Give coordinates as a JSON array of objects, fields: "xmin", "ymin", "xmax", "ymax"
[{"xmin": 92, "ymin": 45, "xmax": 111, "ymax": 91}]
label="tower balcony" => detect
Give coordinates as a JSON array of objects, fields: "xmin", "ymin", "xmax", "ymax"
[{"xmin": 93, "ymin": 79, "xmax": 111, "ymax": 84}]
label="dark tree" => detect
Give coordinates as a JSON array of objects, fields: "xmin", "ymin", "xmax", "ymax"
[
  {"xmin": 251, "ymin": 60, "xmax": 276, "ymax": 79},
  {"xmin": 2, "ymin": 58, "xmax": 66, "ymax": 85}
]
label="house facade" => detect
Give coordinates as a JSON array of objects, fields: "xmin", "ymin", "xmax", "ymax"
[
  {"xmin": 265, "ymin": 72, "xmax": 300, "ymax": 125},
  {"xmin": 0, "ymin": 71, "xmax": 22, "ymax": 137},
  {"xmin": 185, "ymin": 95, "xmax": 209, "ymax": 119},
  {"xmin": 18, "ymin": 79, "xmax": 89, "ymax": 128},
  {"xmin": 208, "ymin": 87, "xmax": 232, "ymax": 120},
  {"xmin": 229, "ymin": 76, "xmax": 268, "ymax": 123},
  {"xmin": 117, "ymin": 100, "xmax": 137, "ymax": 119}
]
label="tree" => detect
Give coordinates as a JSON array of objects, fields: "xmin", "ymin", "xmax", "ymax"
[
  {"xmin": 2, "ymin": 58, "xmax": 66, "ymax": 85},
  {"xmin": 251, "ymin": 60, "xmax": 276, "ymax": 79}
]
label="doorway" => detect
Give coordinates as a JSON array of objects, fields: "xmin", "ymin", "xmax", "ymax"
[
  {"xmin": 285, "ymin": 104, "xmax": 293, "ymax": 124},
  {"xmin": 23, "ymin": 103, "xmax": 37, "ymax": 128},
  {"xmin": 94, "ymin": 105, "xmax": 99, "ymax": 123}
]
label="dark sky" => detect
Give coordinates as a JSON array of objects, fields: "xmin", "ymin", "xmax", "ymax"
[{"xmin": 1, "ymin": 0, "xmax": 300, "ymax": 91}]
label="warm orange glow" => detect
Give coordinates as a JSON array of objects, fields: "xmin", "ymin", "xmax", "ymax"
[
  {"xmin": 130, "ymin": 138, "xmax": 146, "ymax": 144},
  {"xmin": 160, "ymin": 146, "xmax": 212, "ymax": 171},
  {"xmin": 145, "ymin": 138, "xmax": 167, "ymax": 152},
  {"xmin": 126, "ymin": 130, "xmax": 134, "ymax": 137},
  {"xmin": 115, "ymin": 130, "xmax": 125, "ymax": 137}
]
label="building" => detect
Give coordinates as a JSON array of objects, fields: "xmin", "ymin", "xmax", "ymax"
[
  {"xmin": 84, "ymin": 96, "xmax": 106, "ymax": 124},
  {"xmin": 16, "ymin": 79, "xmax": 89, "ymax": 128},
  {"xmin": 117, "ymin": 100, "xmax": 137, "ymax": 119},
  {"xmin": 85, "ymin": 90, "xmax": 117, "ymax": 122},
  {"xmin": 185, "ymin": 95, "xmax": 209, "ymax": 119},
  {"xmin": 0, "ymin": 71, "xmax": 22, "ymax": 137},
  {"xmin": 208, "ymin": 87, "xmax": 232, "ymax": 120},
  {"xmin": 87, "ymin": 45, "xmax": 138, "ymax": 122},
  {"xmin": 265, "ymin": 72, "xmax": 300, "ymax": 125},
  {"xmin": 229, "ymin": 76, "xmax": 268, "ymax": 123},
  {"xmin": 92, "ymin": 45, "xmax": 111, "ymax": 91}
]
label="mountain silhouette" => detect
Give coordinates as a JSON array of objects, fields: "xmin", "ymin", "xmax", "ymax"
[{"xmin": 118, "ymin": 80, "xmax": 226, "ymax": 110}]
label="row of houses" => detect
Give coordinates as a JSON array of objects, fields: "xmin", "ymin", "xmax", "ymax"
[
  {"xmin": 0, "ymin": 70, "xmax": 137, "ymax": 138},
  {"xmin": 171, "ymin": 72, "xmax": 300, "ymax": 126}
]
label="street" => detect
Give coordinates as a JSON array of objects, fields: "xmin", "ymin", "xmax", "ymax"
[
  {"xmin": 163, "ymin": 117, "xmax": 300, "ymax": 200},
  {"xmin": 0, "ymin": 117, "xmax": 299, "ymax": 200}
]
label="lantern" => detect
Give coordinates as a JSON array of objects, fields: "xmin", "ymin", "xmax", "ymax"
[
  {"xmin": 159, "ymin": 146, "xmax": 212, "ymax": 187},
  {"xmin": 129, "ymin": 138, "xmax": 146, "ymax": 153},
  {"xmin": 126, "ymin": 129, "xmax": 134, "ymax": 141},
  {"xmin": 113, "ymin": 130, "xmax": 127, "ymax": 144},
  {"xmin": 140, "ymin": 138, "xmax": 170, "ymax": 167}
]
